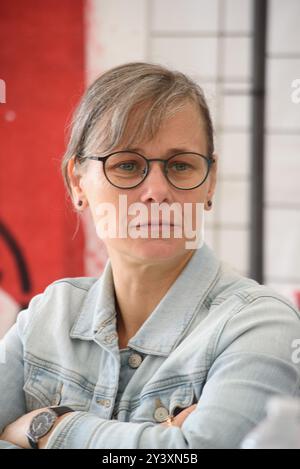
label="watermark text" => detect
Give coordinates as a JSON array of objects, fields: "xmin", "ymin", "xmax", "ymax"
[
  {"xmin": 291, "ymin": 79, "xmax": 300, "ymax": 104},
  {"xmin": 95, "ymin": 195, "xmax": 205, "ymax": 249},
  {"xmin": 0, "ymin": 339, "xmax": 6, "ymax": 364},
  {"xmin": 291, "ymin": 339, "xmax": 300, "ymax": 364},
  {"xmin": 0, "ymin": 79, "xmax": 6, "ymax": 104}
]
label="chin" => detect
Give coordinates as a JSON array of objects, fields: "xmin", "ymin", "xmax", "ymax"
[{"xmin": 127, "ymin": 237, "xmax": 188, "ymax": 261}]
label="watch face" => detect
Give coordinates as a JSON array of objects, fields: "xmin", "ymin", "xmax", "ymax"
[{"xmin": 29, "ymin": 411, "xmax": 56, "ymax": 439}]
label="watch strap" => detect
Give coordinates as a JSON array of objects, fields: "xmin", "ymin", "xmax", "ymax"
[{"xmin": 49, "ymin": 406, "xmax": 74, "ymax": 417}]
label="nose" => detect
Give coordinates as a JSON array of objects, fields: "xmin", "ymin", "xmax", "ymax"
[{"xmin": 139, "ymin": 161, "xmax": 172, "ymax": 203}]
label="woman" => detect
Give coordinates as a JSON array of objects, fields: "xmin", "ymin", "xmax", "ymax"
[{"xmin": 0, "ymin": 62, "xmax": 300, "ymax": 449}]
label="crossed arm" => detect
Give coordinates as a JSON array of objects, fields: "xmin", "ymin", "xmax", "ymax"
[
  {"xmin": 0, "ymin": 404, "xmax": 197, "ymax": 449},
  {"xmin": 1, "ymin": 297, "xmax": 300, "ymax": 449},
  {"xmin": 0, "ymin": 407, "xmax": 72, "ymax": 449}
]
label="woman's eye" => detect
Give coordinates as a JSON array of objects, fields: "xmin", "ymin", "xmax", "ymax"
[
  {"xmin": 171, "ymin": 162, "xmax": 190, "ymax": 171},
  {"xmin": 118, "ymin": 162, "xmax": 138, "ymax": 171}
]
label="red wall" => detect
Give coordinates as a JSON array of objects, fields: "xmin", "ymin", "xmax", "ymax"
[{"xmin": 0, "ymin": 0, "xmax": 85, "ymax": 308}]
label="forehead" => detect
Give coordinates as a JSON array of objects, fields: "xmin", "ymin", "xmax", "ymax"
[
  {"xmin": 120, "ymin": 100, "xmax": 206, "ymax": 151},
  {"xmin": 155, "ymin": 102, "xmax": 204, "ymax": 139}
]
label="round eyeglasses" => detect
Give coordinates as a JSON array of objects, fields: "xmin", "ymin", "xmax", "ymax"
[{"xmin": 76, "ymin": 150, "xmax": 215, "ymax": 190}]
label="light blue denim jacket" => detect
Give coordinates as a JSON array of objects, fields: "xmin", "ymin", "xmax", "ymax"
[{"xmin": 1, "ymin": 243, "xmax": 300, "ymax": 449}]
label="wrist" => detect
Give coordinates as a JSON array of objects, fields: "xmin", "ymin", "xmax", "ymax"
[
  {"xmin": 37, "ymin": 412, "xmax": 73, "ymax": 449},
  {"xmin": 27, "ymin": 406, "xmax": 74, "ymax": 449}
]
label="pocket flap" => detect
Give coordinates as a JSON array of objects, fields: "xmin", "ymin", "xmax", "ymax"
[
  {"xmin": 168, "ymin": 382, "xmax": 196, "ymax": 417},
  {"xmin": 23, "ymin": 364, "xmax": 92, "ymax": 411}
]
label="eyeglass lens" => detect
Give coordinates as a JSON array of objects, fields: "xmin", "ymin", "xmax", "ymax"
[{"xmin": 104, "ymin": 152, "xmax": 209, "ymax": 189}]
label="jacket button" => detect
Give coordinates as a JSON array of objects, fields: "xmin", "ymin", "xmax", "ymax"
[
  {"xmin": 97, "ymin": 398, "xmax": 111, "ymax": 408},
  {"xmin": 104, "ymin": 333, "xmax": 117, "ymax": 344},
  {"xmin": 128, "ymin": 353, "xmax": 143, "ymax": 369},
  {"xmin": 154, "ymin": 406, "xmax": 169, "ymax": 423}
]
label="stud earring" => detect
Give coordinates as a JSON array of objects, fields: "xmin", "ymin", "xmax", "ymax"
[{"xmin": 207, "ymin": 200, "xmax": 213, "ymax": 208}]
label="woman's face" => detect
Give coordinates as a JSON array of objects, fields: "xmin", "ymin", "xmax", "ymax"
[{"xmin": 68, "ymin": 101, "xmax": 217, "ymax": 264}]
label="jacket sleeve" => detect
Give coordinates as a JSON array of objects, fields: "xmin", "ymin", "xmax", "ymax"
[
  {"xmin": 0, "ymin": 293, "xmax": 44, "ymax": 449},
  {"xmin": 45, "ymin": 296, "xmax": 300, "ymax": 449}
]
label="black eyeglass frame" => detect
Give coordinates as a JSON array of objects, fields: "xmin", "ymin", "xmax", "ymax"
[{"xmin": 76, "ymin": 150, "xmax": 216, "ymax": 190}]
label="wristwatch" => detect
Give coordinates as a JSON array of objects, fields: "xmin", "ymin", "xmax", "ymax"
[{"xmin": 26, "ymin": 406, "xmax": 74, "ymax": 449}]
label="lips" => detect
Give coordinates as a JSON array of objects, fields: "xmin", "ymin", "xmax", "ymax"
[{"xmin": 137, "ymin": 222, "xmax": 175, "ymax": 228}]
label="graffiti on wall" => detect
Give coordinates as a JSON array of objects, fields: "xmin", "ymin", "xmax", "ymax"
[{"xmin": 0, "ymin": 220, "xmax": 32, "ymax": 336}]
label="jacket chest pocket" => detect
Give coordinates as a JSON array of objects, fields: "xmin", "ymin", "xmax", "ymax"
[
  {"xmin": 128, "ymin": 381, "xmax": 196, "ymax": 424},
  {"xmin": 23, "ymin": 363, "xmax": 93, "ymax": 412}
]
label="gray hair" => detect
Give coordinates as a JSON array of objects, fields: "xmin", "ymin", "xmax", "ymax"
[{"xmin": 62, "ymin": 62, "xmax": 214, "ymax": 200}]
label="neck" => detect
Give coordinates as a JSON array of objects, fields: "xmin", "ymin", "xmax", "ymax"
[{"xmin": 108, "ymin": 249, "xmax": 195, "ymax": 346}]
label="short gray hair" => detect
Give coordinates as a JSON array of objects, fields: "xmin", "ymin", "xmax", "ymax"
[{"xmin": 62, "ymin": 62, "xmax": 214, "ymax": 199}]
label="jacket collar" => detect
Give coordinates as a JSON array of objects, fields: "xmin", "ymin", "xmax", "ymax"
[{"xmin": 70, "ymin": 243, "xmax": 221, "ymax": 356}]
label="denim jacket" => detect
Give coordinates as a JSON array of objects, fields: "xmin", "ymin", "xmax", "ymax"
[{"xmin": 1, "ymin": 243, "xmax": 300, "ymax": 449}]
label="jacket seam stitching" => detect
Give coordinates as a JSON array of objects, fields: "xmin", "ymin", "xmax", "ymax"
[
  {"xmin": 51, "ymin": 280, "xmax": 91, "ymax": 291},
  {"xmin": 209, "ymin": 296, "xmax": 300, "ymax": 362}
]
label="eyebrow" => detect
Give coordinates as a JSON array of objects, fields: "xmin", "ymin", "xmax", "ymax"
[{"xmin": 126, "ymin": 147, "xmax": 197, "ymax": 156}]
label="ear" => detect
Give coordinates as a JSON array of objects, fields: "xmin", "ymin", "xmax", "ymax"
[
  {"xmin": 67, "ymin": 156, "xmax": 87, "ymax": 209},
  {"xmin": 206, "ymin": 153, "xmax": 218, "ymax": 209}
]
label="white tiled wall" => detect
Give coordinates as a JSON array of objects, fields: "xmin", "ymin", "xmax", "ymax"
[
  {"xmin": 218, "ymin": 132, "xmax": 250, "ymax": 178},
  {"xmin": 266, "ymin": 59, "xmax": 300, "ymax": 130},
  {"xmin": 219, "ymin": 228, "xmax": 250, "ymax": 275},
  {"xmin": 85, "ymin": 0, "xmax": 300, "ymax": 304},
  {"xmin": 85, "ymin": 0, "xmax": 148, "ymax": 81},
  {"xmin": 265, "ymin": 209, "xmax": 300, "ymax": 281},
  {"xmin": 265, "ymin": 135, "xmax": 300, "ymax": 206},
  {"xmin": 265, "ymin": 0, "xmax": 300, "ymax": 305},
  {"xmin": 223, "ymin": 37, "xmax": 252, "ymax": 81},
  {"xmin": 150, "ymin": 37, "xmax": 218, "ymax": 80},
  {"xmin": 218, "ymin": 180, "xmax": 250, "ymax": 226},
  {"xmin": 223, "ymin": 0, "xmax": 252, "ymax": 33},
  {"xmin": 222, "ymin": 94, "xmax": 251, "ymax": 130},
  {"xmin": 151, "ymin": 0, "xmax": 219, "ymax": 33},
  {"xmin": 268, "ymin": 0, "xmax": 300, "ymax": 54}
]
